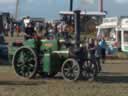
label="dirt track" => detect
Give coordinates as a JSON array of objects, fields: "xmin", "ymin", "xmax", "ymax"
[
  {"xmin": 0, "ymin": 60, "xmax": 128, "ymax": 96},
  {"xmin": 0, "ymin": 60, "xmax": 128, "ymax": 81}
]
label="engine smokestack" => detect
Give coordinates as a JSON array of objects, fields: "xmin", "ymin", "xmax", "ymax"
[
  {"xmin": 98, "ymin": 0, "xmax": 103, "ymax": 12},
  {"xmin": 74, "ymin": 10, "xmax": 81, "ymax": 47}
]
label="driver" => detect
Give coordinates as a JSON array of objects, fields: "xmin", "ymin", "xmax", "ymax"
[{"xmin": 24, "ymin": 23, "xmax": 36, "ymax": 40}]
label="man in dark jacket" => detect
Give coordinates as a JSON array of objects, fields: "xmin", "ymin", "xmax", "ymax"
[{"xmin": 24, "ymin": 23, "xmax": 35, "ymax": 40}]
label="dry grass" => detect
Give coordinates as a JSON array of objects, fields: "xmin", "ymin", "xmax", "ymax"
[
  {"xmin": 116, "ymin": 52, "xmax": 128, "ymax": 59},
  {"xmin": 1, "ymin": 81, "xmax": 128, "ymax": 96}
]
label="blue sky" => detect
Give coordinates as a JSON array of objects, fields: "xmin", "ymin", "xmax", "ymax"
[{"xmin": 1, "ymin": 0, "xmax": 128, "ymax": 19}]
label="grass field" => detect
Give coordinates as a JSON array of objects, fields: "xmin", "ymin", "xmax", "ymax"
[{"xmin": 0, "ymin": 62, "xmax": 128, "ymax": 96}]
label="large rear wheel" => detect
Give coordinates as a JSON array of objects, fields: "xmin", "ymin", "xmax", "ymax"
[{"xmin": 12, "ymin": 47, "xmax": 38, "ymax": 79}]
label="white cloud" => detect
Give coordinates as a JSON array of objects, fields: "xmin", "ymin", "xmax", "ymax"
[{"xmin": 115, "ymin": 0, "xmax": 128, "ymax": 4}]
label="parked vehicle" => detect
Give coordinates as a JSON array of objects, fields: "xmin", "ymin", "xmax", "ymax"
[{"xmin": 97, "ymin": 17, "xmax": 128, "ymax": 54}]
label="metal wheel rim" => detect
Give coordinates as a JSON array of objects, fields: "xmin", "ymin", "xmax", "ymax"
[
  {"xmin": 12, "ymin": 47, "xmax": 37, "ymax": 79},
  {"xmin": 82, "ymin": 60, "xmax": 96, "ymax": 80},
  {"xmin": 61, "ymin": 58, "xmax": 80, "ymax": 81}
]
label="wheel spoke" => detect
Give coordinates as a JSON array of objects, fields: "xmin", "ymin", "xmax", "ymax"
[
  {"xmin": 15, "ymin": 62, "xmax": 23, "ymax": 67},
  {"xmin": 65, "ymin": 72, "xmax": 71, "ymax": 77},
  {"xmin": 16, "ymin": 68, "xmax": 24, "ymax": 75},
  {"xmin": 63, "ymin": 68, "xmax": 70, "ymax": 72},
  {"xmin": 20, "ymin": 51, "xmax": 25, "ymax": 61},
  {"xmin": 67, "ymin": 62, "xmax": 73, "ymax": 68},
  {"xmin": 24, "ymin": 54, "xmax": 33, "ymax": 62}
]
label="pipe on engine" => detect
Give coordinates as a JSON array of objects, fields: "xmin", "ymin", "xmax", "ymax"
[
  {"xmin": 74, "ymin": 10, "xmax": 81, "ymax": 48},
  {"xmin": 98, "ymin": 0, "xmax": 103, "ymax": 12},
  {"xmin": 70, "ymin": 0, "xmax": 73, "ymax": 11}
]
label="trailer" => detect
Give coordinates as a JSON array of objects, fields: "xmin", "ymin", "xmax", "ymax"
[{"xmin": 97, "ymin": 17, "xmax": 128, "ymax": 54}]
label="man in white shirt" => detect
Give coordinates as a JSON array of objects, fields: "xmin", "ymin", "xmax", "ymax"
[{"xmin": 23, "ymin": 16, "xmax": 30, "ymax": 28}]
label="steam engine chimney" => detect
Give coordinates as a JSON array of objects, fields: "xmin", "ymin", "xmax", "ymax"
[{"xmin": 98, "ymin": 0, "xmax": 103, "ymax": 12}]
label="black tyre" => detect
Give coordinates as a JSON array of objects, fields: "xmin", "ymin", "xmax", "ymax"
[
  {"xmin": 81, "ymin": 60, "xmax": 97, "ymax": 80},
  {"xmin": 61, "ymin": 58, "xmax": 80, "ymax": 81},
  {"xmin": 12, "ymin": 46, "xmax": 38, "ymax": 79}
]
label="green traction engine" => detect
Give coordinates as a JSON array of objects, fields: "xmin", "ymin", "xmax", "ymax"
[
  {"xmin": 11, "ymin": 10, "xmax": 100, "ymax": 81},
  {"xmin": 12, "ymin": 38, "xmax": 69, "ymax": 78}
]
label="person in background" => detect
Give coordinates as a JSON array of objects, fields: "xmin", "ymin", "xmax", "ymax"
[
  {"xmin": 24, "ymin": 23, "xmax": 35, "ymax": 40},
  {"xmin": 62, "ymin": 22, "xmax": 69, "ymax": 41},
  {"xmin": 57, "ymin": 22, "xmax": 63, "ymax": 38},
  {"xmin": 23, "ymin": 16, "xmax": 30, "ymax": 28},
  {"xmin": 10, "ymin": 22, "xmax": 14, "ymax": 37},
  {"xmin": 95, "ymin": 39, "xmax": 102, "ymax": 72},
  {"xmin": 99, "ymin": 37, "xmax": 107, "ymax": 64},
  {"xmin": 34, "ymin": 22, "xmax": 40, "ymax": 34},
  {"xmin": 39, "ymin": 22, "xmax": 44, "ymax": 33},
  {"xmin": 47, "ymin": 23, "xmax": 55, "ymax": 40},
  {"xmin": 4, "ymin": 23, "xmax": 9, "ymax": 36},
  {"xmin": 88, "ymin": 38, "xmax": 96, "ymax": 62},
  {"xmin": 44, "ymin": 22, "xmax": 49, "ymax": 38},
  {"xmin": 15, "ymin": 24, "xmax": 20, "ymax": 36},
  {"xmin": 54, "ymin": 22, "xmax": 58, "ymax": 34}
]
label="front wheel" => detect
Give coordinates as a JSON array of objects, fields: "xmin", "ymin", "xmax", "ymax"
[
  {"xmin": 61, "ymin": 58, "xmax": 80, "ymax": 81},
  {"xmin": 81, "ymin": 60, "xmax": 97, "ymax": 80}
]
